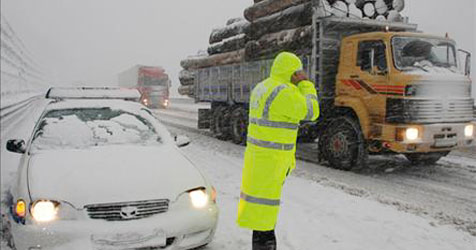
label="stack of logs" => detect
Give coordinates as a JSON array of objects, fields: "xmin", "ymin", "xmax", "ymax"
[{"xmin": 178, "ymin": 0, "xmax": 406, "ymax": 97}]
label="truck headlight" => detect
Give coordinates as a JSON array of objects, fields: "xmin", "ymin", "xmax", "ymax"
[
  {"xmin": 405, "ymin": 127, "xmax": 419, "ymax": 141},
  {"xmin": 31, "ymin": 200, "xmax": 59, "ymax": 222},
  {"xmin": 189, "ymin": 188, "xmax": 208, "ymax": 208},
  {"xmin": 465, "ymin": 124, "xmax": 474, "ymax": 137}
]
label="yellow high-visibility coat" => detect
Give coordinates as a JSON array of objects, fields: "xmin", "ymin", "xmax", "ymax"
[{"xmin": 237, "ymin": 52, "xmax": 319, "ymax": 231}]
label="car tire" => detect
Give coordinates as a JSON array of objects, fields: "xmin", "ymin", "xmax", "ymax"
[
  {"xmin": 404, "ymin": 152, "xmax": 449, "ymax": 165},
  {"xmin": 320, "ymin": 116, "xmax": 368, "ymax": 171}
]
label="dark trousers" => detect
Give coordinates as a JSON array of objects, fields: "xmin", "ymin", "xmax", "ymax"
[{"xmin": 252, "ymin": 230, "xmax": 276, "ymax": 250}]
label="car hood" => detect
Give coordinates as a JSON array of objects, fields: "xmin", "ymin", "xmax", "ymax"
[{"xmin": 28, "ymin": 145, "xmax": 206, "ymax": 208}]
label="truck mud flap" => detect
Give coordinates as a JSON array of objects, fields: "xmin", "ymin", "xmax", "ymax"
[{"xmin": 198, "ymin": 109, "xmax": 211, "ymax": 129}]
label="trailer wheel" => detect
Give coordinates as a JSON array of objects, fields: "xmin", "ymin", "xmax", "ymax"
[
  {"xmin": 321, "ymin": 116, "xmax": 367, "ymax": 171},
  {"xmin": 212, "ymin": 106, "xmax": 230, "ymax": 140},
  {"xmin": 404, "ymin": 152, "xmax": 449, "ymax": 166},
  {"xmin": 231, "ymin": 107, "xmax": 248, "ymax": 145}
]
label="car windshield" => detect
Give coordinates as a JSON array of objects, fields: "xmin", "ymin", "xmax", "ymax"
[
  {"xmin": 392, "ymin": 36, "xmax": 461, "ymax": 74},
  {"xmin": 30, "ymin": 107, "xmax": 161, "ymax": 152}
]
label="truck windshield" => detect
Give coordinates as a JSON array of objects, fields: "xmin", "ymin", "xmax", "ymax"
[
  {"xmin": 142, "ymin": 76, "xmax": 169, "ymax": 86},
  {"xmin": 392, "ymin": 36, "xmax": 460, "ymax": 74}
]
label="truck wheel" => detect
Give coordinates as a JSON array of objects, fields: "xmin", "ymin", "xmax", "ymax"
[
  {"xmin": 321, "ymin": 116, "xmax": 367, "ymax": 171},
  {"xmin": 212, "ymin": 106, "xmax": 230, "ymax": 140},
  {"xmin": 404, "ymin": 152, "xmax": 449, "ymax": 165},
  {"xmin": 231, "ymin": 107, "xmax": 248, "ymax": 145},
  {"xmin": 210, "ymin": 107, "xmax": 220, "ymax": 136}
]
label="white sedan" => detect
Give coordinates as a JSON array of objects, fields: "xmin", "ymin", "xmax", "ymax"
[{"xmin": 6, "ymin": 89, "xmax": 218, "ymax": 250}]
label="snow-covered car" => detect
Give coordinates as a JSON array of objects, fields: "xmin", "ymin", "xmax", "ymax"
[{"xmin": 6, "ymin": 91, "xmax": 218, "ymax": 250}]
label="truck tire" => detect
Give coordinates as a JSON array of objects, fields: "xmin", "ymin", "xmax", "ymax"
[
  {"xmin": 321, "ymin": 116, "xmax": 368, "ymax": 171},
  {"xmin": 404, "ymin": 152, "xmax": 449, "ymax": 165},
  {"xmin": 231, "ymin": 107, "xmax": 248, "ymax": 145},
  {"xmin": 212, "ymin": 106, "xmax": 230, "ymax": 140}
]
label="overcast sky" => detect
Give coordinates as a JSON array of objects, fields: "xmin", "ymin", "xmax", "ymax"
[{"xmin": 1, "ymin": 0, "xmax": 475, "ymax": 97}]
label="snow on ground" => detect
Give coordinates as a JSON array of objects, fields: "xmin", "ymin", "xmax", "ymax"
[
  {"xmin": 167, "ymin": 98, "xmax": 210, "ymax": 113},
  {"xmin": 173, "ymin": 127, "xmax": 475, "ymax": 250}
]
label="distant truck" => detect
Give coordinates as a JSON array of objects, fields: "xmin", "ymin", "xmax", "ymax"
[
  {"xmin": 192, "ymin": 4, "xmax": 474, "ymax": 169},
  {"xmin": 118, "ymin": 65, "xmax": 171, "ymax": 108}
]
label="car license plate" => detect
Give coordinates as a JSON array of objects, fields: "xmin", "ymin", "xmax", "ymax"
[
  {"xmin": 434, "ymin": 138, "xmax": 457, "ymax": 148},
  {"xmin": 92, "ymin": 229, "xmax": 166, "ymax": 248}
]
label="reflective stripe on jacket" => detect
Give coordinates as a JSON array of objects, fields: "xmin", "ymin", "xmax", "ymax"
[{"xmin": 237, "ymin": 52, "xmax": 319, "ymax": 231}]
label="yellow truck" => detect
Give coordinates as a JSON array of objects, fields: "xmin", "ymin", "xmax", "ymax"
[{"xmin": 194, "ymin": 9, "xmax": 474, "ymax": 170}]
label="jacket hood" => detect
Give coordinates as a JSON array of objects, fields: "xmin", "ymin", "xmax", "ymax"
[{"xmin": 270, "ymin": 52, "xmax": 303, "ymax": 82}]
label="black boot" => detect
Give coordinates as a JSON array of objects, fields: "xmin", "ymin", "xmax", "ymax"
[{"xmin": 252, "ymin": 230, "xmax": 276, "ymax": 250}]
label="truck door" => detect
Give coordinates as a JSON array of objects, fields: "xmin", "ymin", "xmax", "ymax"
[{"xmin": 354, "ymin": 40, "xmax": 389, "ymax": 124}]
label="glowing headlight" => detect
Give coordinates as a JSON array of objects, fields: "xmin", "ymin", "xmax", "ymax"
[
  {"xmin": 405, "ymin": 128, "xmax": 419, "ymax": 141},
  {"xmin": 189, "ymin": 189, "xmax": 208, "ymax": 208},
  {"xmin": 465, "ymin": 124, "xmax": 474, "ymax": 137},
  {"xmin": 31, "ymin": 200, "xmax": 58, "ymax": 222}
]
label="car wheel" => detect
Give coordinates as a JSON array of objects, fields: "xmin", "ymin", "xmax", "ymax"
[
  {"xmin": 321, "ymin": 116, "xmax": 368, "ymax": 171},
  {"xmin": 230, "ymin": 107, "xmax": 248, "ymax": 145},
  {"xmin": 404, "ymin": 152, "xmax": 449, "ymax": 165}
]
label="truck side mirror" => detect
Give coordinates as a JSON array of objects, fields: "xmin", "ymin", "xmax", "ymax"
[
  {"xmin": 459, "ymin": 49, "xmax": 471, "ymax": 76},
  {"xmin": 6, "ymin": 139, "xmax": 26, "ymax": 154},
  {"xmin": 465, "ymin": 53, "xmax": 471, "ymax": 76}
]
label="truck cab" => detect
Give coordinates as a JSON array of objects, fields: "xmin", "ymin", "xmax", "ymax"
[{"xmin": 332, "ymin": 31, "xmax": 474, "ymax": 165}]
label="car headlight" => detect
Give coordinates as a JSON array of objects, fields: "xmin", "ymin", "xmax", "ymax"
[
  {"xmin": 31, "ymin": 200, "xmax": 59, "ymax": 222},
  {"xmin": 465, "ymin": 124, "xmax": 474, "ymax": 137},
  {"xmin": 189, "ymin": 188, "xmax": 208, "ymax": 208},
  {"xmin": 405, "ymin": 127, "xmax": 419, "ymax": 141}
]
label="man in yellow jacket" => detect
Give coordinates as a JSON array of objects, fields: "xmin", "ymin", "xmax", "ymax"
[{"xmin": 237, "ymin": 52, "xmax": 319, "ymax": 250}]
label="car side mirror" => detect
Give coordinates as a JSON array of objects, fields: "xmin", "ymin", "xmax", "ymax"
[
  {"xmin": 6, "ymin": 139, "xmax": 26, "ymax": 154},
  {"xmin": 174, "ymin": 135, "xmax": 191, "ymax": 148}
]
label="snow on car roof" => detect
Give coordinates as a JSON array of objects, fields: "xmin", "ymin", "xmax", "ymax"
[{"xmin": 46, "ymin": 87, "xmax": 141, "ymax": 101}]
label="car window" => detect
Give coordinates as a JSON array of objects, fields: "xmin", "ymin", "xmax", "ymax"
[{"xmin": 30, "ymin": 107, "xmax": 161, "ymax": 152}]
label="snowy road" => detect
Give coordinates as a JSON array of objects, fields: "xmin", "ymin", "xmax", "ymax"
[
  {"xmin": 156, "ymin": 98, "xmax": 476, "ymax": 238},
  {"xmin": 1, "ymin": 97, "xmax": 475, "ymax": 249}
]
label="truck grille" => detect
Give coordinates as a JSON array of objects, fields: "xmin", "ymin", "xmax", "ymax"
[
  {"xmin": 85, "ymin": 199, "xmax": 169, "ymax": 221},
  {"xmin": 386, "ymin": 98, "xmax": 474, "ymax": 124}
]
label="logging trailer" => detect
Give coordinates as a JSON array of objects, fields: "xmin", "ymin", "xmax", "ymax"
[{"xmin": 193, "ymin": 1, "xmax": 474, "ymax": 170}]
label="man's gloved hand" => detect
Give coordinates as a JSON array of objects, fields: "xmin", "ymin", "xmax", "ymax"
[{"xmin": 291, "ymin": 70, "xmax": 309, "ymax": 85}]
